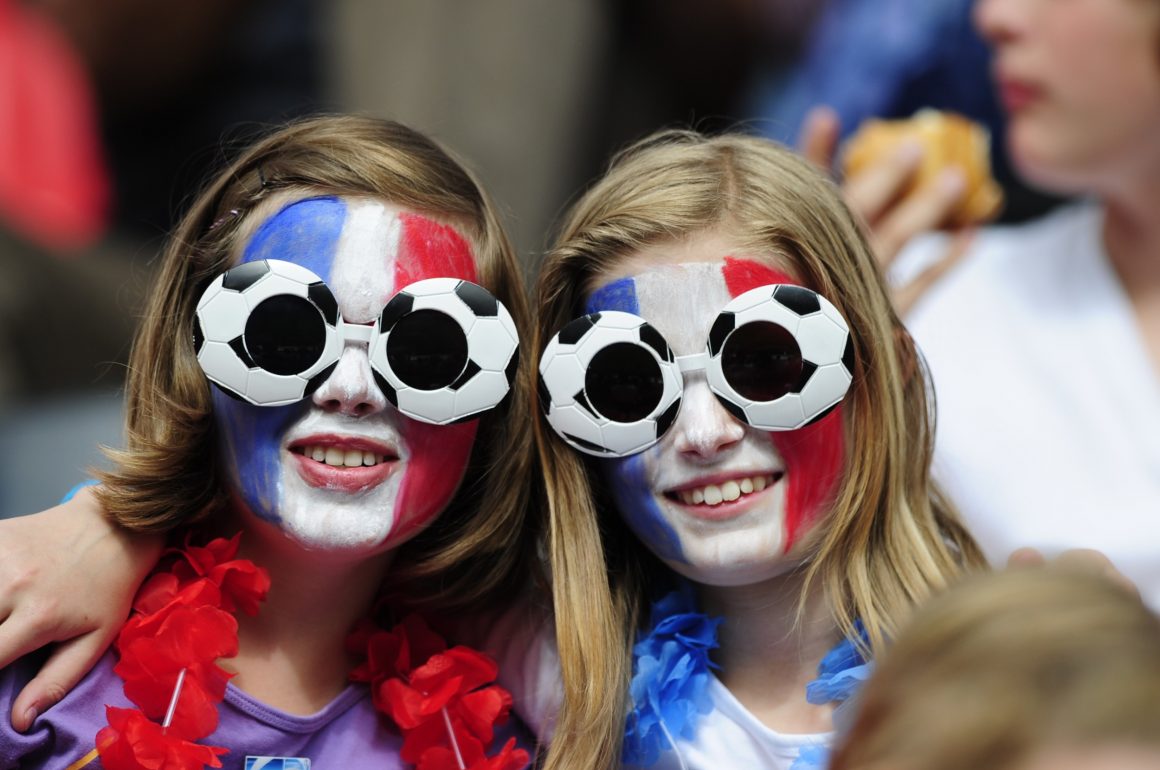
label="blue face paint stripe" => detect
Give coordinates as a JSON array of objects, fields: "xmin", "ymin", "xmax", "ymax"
[
  {"xmin": 586, "ymin": 277, "xmax": 682, "ymax": 561},
  {"xmin": 242, "ymin": 196, "xmax": 347, "ymax": 284},
  {"xmin": 212, "ymin": 390, "xmax": 302, "ymax": 525},
  {"xmin": 604, "ymin": 452, "xmax": 685, "ymax": 564},
  {"xmin": 585, "ymin": 276, "xmax": 640, "ymax": 316}
]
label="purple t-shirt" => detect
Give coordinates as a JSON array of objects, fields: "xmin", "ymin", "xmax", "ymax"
[{"xmin": 1, "ymin": 649, "xmax": 524, "ymax": 769}]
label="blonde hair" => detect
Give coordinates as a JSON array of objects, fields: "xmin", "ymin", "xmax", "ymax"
[
  {"xmin": 829, "ymin": 566, "xmax": 1160, "ymax": 770},
  {"xmin": 533, "ymin": 130, "xmax": 984, "ymax": 769},
  {"xmin": 99, "ymin": 114, "xmax": 537, "ymax": 613}
]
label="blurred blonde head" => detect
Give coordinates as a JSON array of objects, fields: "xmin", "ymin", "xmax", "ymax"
[
  {"xmin": 829, "ymin": 566, "xmax": 1160, "ymax": 770},
  {"xmin": 532, "ymin": 129, "xmax": 983, "ymax": 769}
]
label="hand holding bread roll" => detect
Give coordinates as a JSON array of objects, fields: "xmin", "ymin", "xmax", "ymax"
[{"xmin": 842, "ymin": 110, "xmax": 1004, "ymax": 228}]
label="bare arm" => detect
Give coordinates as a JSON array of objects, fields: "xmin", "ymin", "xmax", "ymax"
[{"xmin": 0, "ymin": 486, "xmax": 162, "ymax": 730}]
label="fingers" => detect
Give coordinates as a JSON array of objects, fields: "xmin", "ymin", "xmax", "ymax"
[
  {"xmin": 10, "ymin": 631, "xmax": 113, "ymax": 732},
  {"xmin": 1006, "ymin": 547, "xmax": 1140, "ymax": 598},
  {"xmin": 893, "ymin": 229, "xmax": 974, "ymax": 316},
  {"xmin": 0, "ymin": 603, "xmax": 60, "ymax": 672},
  {"xmin": 1006, "ymin": 547, "xmax": 1048, "ymax": 568},
  {"xmin": 871, "ymin": 167, "xmax": 967, "ymax": 266},
  {"xmin": 1053, "ymin": 549, "xmax": 1141, "ymax": 598},
  {"xmin": 844, "ymin": 141, "xmax": 924, "ymax": 226},
  {"xmin": 799, "ymin": 106, "xmax": 841, "ymax": 171}
]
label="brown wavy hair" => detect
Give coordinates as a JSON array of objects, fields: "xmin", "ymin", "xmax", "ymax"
[
  {"xmin": 533, "ymin": 129, "xmax": 985, "ymax": 769},
  {"xmin": 98, "ymin": 114, "xmax": 537, "ymax": 614}
]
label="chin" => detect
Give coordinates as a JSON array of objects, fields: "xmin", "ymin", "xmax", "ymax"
[
  {"xmin": 1008, "ymin": 127, "xmax": 1099, "ymax": 195},
  {"xmin": 665, "ymin": 528, "xmax": 802, "ymax": 588},
  {"xmin": 277, "ymin": 505, "xmax": 396, "ymax": 553}
]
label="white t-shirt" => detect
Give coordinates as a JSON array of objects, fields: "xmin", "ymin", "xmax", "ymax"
[
  {"xmin": 900, "ymin": 202, "xmax": 1160, "ymax": 608},
  {"xmin": 640, "ymin": 675, "xmax": 831, "ymax": 770}
]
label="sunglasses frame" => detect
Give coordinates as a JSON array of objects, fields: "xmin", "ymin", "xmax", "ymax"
[
  {"xmin": 194, "ymin": 259, "xmax": 519, "ymax": 425},
  {"xmin": 538, "ymin": 284, "xmax": 853, "ymax": 457}
]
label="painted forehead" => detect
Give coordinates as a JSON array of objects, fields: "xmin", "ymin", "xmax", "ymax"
[
  {"xmin": 584, "ymin": 257, "xmax": 800, "ymax": 316},
  {"xmin": 240, "ymin": 196, "xmax": 478, "ymax": 290}
]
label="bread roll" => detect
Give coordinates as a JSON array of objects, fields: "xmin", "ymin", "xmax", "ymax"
[{"xmin": 842, "ymin": 110, "xmax": 1004, "ymax": 227}]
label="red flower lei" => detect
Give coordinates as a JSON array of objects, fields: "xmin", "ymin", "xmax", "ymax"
[{"xmin": 94, "ymin": 535, "xmax": 529, "ymax": 770}]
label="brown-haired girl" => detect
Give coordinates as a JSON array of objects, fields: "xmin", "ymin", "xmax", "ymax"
[{"xmin": 0, "ymin": 114, "xmax": 536, "ymax": 769}]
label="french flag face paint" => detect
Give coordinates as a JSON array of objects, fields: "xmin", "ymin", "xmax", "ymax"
[
  {"xmin": 214, "ymin": 196, "xmax": 479, "ymax": 554},
  {"xmin": 586, "ymin": 256, "xmax": 845, "ymax": 586}
]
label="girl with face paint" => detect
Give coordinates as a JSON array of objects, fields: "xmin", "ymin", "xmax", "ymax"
[
  {"xmin": 534, "ymin": 131, "xmax": 985, "ymax": 769},
  {"xmin": 0, "ymin": 116, "xmax": 539, "ymax": 768}
]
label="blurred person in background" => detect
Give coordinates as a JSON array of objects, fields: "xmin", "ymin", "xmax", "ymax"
[
  {"xmin": 827, "ymin": 564, "xmax": 1160, "ymax": 770},
  {"xmin": 0, "ymin": 0, "xmax": 322, "ymax": 513},
  {"xmin": 882, "ymin": 0, "xmax": 1160, "ymax": 606},
  {"xmin": 584, "ymin": 0, "xmax": 1059, "ymax": 228}
]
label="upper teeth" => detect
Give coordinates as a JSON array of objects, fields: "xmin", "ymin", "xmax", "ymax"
[
  {"xmin": 302, "ymin": 446, "xmax": 387, "ymax": 468},
  {"xmin": 676, "ymin": 474, "xmax": 776, "ymax": 506}
]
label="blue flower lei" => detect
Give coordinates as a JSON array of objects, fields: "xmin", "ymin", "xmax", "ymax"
[
  {"xmin": 623, "ymin": 584, "xmax": 722, "ymax": 766},
  {"xmin": 623, "ymin": 588, "xmax": 871, "ymax": 769}
]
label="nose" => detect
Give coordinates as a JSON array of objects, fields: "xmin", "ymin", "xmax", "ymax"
[
  {"xmin": 974, "ymin": 0, "xmax": 1024, "ymax": 47},
  {"xmin": 311, "ymin": 344, "xmax": 389, "ymax": 418},
  {"xmin": 670, "ymin": 378, "xmax": 745, "ymax": 460}
]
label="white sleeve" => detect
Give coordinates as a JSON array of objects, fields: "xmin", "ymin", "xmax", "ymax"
[{"xmin": 458, "ymin": 598, "xmax": 563, "ymax": 742}]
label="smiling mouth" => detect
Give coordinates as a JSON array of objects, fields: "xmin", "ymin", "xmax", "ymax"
[
  {"xmin": 291, "ymin": 444, "xmax": 397, "ymax": 468},
  {"xmin": 665, "ymin": 472, "xmax": 784, "ymax": 507}
]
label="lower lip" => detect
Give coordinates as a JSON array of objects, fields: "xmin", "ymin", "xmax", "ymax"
[
  {"xmin": 290, "ymin": 452, "xmax": 397, "ymax": 492},
  {"xmin": 666, "ymin": 482, "xmax": 780, "ymax": 522},
  {"xmin": 1000, "ymin": 82, "xmax": 1041, "ymax": 112}
]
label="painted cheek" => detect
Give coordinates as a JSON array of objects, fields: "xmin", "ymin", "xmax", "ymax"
[
  {"xmin": 391, "ymin": 419, "xmax": 477, "ymax": 543},
  {"xmin": 386, "ymin": 215, "xmax": 482, "ymax": 542},
  {"xmin": 212, "ymin": 391, "xmax": 302, "ymax": 524},
  {"xmin": 771, "ymin": 407, "xmax": 845, "ymax": 550},
  {"xmin": 603, "ymin": 453, "xmax": 685, "ymax": 563},
  {"xmin": 725, "ymin": 256, "xmax": 843, "ymax": 548},
  {"xmin": 396, "ymin": 213, "xmax": 478, "ymax": 286}
]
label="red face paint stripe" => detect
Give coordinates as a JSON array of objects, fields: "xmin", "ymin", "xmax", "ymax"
[
  {"xmin": 392, "ymin": 213, "xmax": 480, "ymax": 543},
  {"xmin": 395, "ymin": 213, "xmax": 478, "ymax": 289},
  {"xmin": 721, "ymin": 256, "xmax": 798, "ymax": 297},
  {"xmin": 772, "ymin": 409, "xmax": 844, "ymax": 550},
  {"xmin": 722, "ymin": 257, "xmax": 844, "ymax": 549}
]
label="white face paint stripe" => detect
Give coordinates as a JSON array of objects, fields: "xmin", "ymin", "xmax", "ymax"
[{"xmin": 330, "ymin": 201, "xmax": 401, "ymax": 324}]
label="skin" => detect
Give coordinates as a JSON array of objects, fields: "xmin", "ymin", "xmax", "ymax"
[
  {"xmin": 976, "ymin": 0, "xmax": 1160, "ymax": 194},
  {"xmin": 975, "ymin": 0, "xmax": 1160, "ymax": 375},
  {"xmin": 215, "ymin": 195, "xmax": 477, "ymax": 555},
  {"xmin": 587, "ymin": 229, "xmax": 846, "ymax": 733},
  {"xmin": 587, "ymin": 258, "xmax": 845, "ymax": 587}
]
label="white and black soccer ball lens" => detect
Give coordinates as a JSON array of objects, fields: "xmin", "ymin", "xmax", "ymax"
[
  {"xmin": 194, "ymin": 260, "xmax": 343, "ymax": 406},
  {"xmin": 368, "ymin": 278, "xmax": 519, "ymax": 425},
  {"xmin": 538, "ymin": 310, "xmax": 683, "ymax": 457},
  {"xmin": 706, "ymin": 284, "xmax": 853, "ymax": 430}
]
